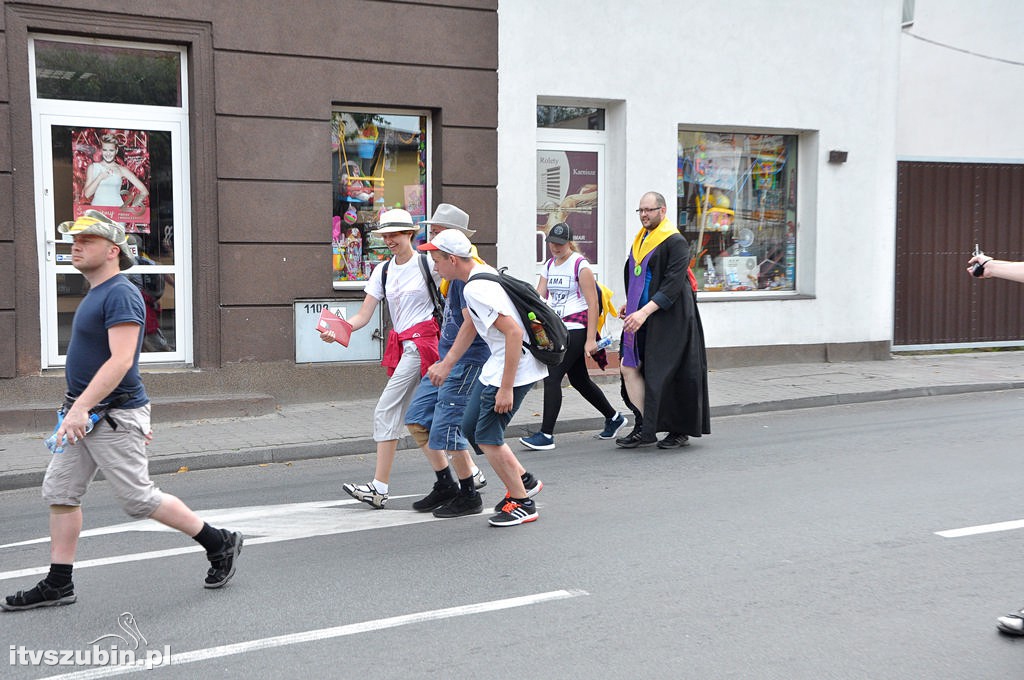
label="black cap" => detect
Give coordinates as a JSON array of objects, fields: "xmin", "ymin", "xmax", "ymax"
[{"xmin": 546, "ymin": 222, "xmax": 572, "ymax": 244}]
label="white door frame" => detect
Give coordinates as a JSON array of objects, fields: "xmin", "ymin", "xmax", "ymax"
[{"xmin": 29, "ymin": 37, "xmax": 193, "ymax": 368}]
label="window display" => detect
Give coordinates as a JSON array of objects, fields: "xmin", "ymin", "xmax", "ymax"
[
  {"xmin": 677, "ymin": 131, "xmax": 798, "ymax": 293},
  {"xmin": 331, "ymin": 111, "xmax": 428, "ymax": 287}
]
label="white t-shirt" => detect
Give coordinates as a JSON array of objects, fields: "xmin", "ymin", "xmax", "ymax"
[
  {"xmin": 464, "ymin": 264, "xmax": 548, "ymax": 387},
  {"xmin": 544, "ymin": 252, "xmax": 591, "ymax": 330},
  {"xmin": 364, "ymin": 254, "xmax": 440, "ymax": 333}
]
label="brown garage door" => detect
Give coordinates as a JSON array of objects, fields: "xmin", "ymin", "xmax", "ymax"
[{"xmin": 895, "ymin": 161, "xmax": 1024, "ymax": 348}]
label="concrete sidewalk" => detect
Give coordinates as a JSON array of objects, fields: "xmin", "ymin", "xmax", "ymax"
[{"xmin": 2, "ymin": 351, "xmax": 1023, "ymax": 491}]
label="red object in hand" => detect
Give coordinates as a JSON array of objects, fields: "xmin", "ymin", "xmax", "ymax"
[{"xmin": 316, "ymin": 308, "xmax": 353, "ymax": 347}]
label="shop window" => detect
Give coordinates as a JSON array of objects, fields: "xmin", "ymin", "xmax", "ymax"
[
  {"xmin": 677, "ymin": 130, "xmax": 798, "ymax": 293},
  {"xmin": 331, "ymin": 110, "xmax": 429, "ymax": 288},
  {"xmin": 34, "ymin": 39, "xmax": 181, "ymax": 106}
]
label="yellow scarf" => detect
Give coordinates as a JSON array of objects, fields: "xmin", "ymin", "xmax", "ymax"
[
  {"xmin": 630, "ymin": 218, "xmax": 677, "ymax": 267},
  {"xmin": 439, "ymin": 244, "xmax": 485, "ymax": 297}
]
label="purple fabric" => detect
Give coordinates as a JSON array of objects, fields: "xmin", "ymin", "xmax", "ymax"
[{"xmin": 621, "ymin": 250, "xmax": 653, "ymax": 368}]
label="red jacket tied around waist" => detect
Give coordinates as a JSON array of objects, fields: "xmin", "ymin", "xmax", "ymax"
[{"xmin": 381, "ymin": 319, "xmax": 440, "ymax": 377}]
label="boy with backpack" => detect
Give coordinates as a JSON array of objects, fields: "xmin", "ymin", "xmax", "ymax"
[{"xmin": 419, "ymin": 229, "xmax": 546, "ymax": 526}]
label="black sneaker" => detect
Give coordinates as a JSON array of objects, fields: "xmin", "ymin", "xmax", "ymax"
[
  {"xmin": 488, "ymin": 499, "xmax": 538, "ymax": 527},
  {"xmin": 433, "ymin": 491, "xmax": 484, "ymax": 518},
  {"xmin": 615, "ymin": 429, "xmax": 658, "ymax": 448},
  {"xmin": 412, "ymin": 481, "xmax": 458, "ymax": 512},
  {"xmin": 1, "ymin": 580, "xmax": 76, "ymax": 611},
  {"xmin": 657, "ymin": 432, "xmax": 689, "ymax": 449},
  {"xmin": 494, "ymin": 477, "xmax": 543, "ymax": 512},
  {"xmin": 204, "ymin": 529, "xmax": 243, "ymax": 589}
]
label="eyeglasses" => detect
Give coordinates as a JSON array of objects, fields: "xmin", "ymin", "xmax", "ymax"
[{"xmin": 635, "ymin": 207, "xmax": 663, "ymax": 214}]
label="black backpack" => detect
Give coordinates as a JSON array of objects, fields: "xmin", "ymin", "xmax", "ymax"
[
  {"xmin": 469, "ymin": 268, "xmax": 568, "ymax": 367},
  {"xmin": 381, "ymin": 253, "xmax": 444, "ymax": 326}
]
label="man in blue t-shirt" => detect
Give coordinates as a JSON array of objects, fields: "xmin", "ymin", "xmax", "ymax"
[
  {"xmin": 2, "ymin": 212, "xmax": 243, "ymax": 612},
  {"xmin": 403, "ymin": 204, "xmax": 495, "ymax": 518}
]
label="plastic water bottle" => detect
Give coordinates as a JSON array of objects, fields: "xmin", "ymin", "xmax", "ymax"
[
  {"xmin": 527, "ymin": 312, "xmax": 552, "ymax": 350},
  {"xmin": 45, "ymin": 411, "xmax": 100, "ymax": 454},
  {"xmin": 595, "ymin": 336, "xmax": 613, "ymax": 351}
]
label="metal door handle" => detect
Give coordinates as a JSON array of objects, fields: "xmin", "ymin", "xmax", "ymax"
[{"xmin": 45, "ymin": 238, "xmax": 60, "ymax": 262}]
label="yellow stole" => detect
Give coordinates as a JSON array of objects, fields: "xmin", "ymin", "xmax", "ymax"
[{"xmin": 630, "ymin": 218, "xmax": 677, "ymax": 269}]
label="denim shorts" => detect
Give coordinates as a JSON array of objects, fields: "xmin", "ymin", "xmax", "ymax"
[
  {"xmin": 461, "ymin": 380, "xmax": 535, "ymax": 452},
  {"xmin": 405, "ymin": 362, "xmax": 483, "ymax": 452}
]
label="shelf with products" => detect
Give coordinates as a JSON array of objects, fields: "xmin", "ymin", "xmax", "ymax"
[{"xmin": 677, "ymin": 130, "xmax": 799, "ymax": 293}]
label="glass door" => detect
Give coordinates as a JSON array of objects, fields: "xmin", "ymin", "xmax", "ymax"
[
  {"xmin": 30, "ymin": 35, "xmax": 191, "ymax": 368},
  {"xmin": 36, "ymin": 114, "xmax": 191, "ymax": 366}
]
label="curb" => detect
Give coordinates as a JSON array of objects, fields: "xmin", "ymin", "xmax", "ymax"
[{"xmin": 2, "ymin": 381, "xmax": 1022, "ymax": 493}]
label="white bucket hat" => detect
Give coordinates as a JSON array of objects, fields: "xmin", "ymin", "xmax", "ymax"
[{"xmin": 420, "ymin": 203, "xmax": 476, "ymax": 237}]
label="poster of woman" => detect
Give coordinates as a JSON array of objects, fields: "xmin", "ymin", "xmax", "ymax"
[{"xmin": 72, "ymin": 128, "xmax": 151, "ymax": 232}]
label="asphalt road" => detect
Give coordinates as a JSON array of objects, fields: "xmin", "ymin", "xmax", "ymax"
[{"xmin": 4, "ymin": 391, "xmax": 1024, "ymax": 679}]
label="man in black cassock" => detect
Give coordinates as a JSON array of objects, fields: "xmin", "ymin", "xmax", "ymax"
[{"xmin": 614, "ymin": 191, "xmax": 710, "ymax": 449}]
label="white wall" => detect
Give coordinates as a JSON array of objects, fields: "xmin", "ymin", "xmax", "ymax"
[
  {"xmin": 498, "ymin": 0, "xmax": 903, "ymax": 350},
  {"xmin": 898, "ymin": 0, "xmax": 1024, "ymax": 161}
]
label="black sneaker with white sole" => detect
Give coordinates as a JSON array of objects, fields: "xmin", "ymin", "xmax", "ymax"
[
  {"xmin": 488, "ymin": 499, "xmax": 538, "ymax": 526},
  {"xmin": 205, "ymin": 529, "xmax": 243, "ymax": 589}
]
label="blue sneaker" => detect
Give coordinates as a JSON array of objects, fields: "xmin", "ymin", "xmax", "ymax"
[
  {"xmin": 598, "ymin": 412, "xmax": 628, "ymax": 440},
  {"xmin": 520, "ymin": 431, "xmax": 555, "ymax": 451}
]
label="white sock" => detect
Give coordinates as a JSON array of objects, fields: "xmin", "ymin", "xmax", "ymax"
[
  {"xmin": 372, "ymin": 479, "xmax": 389, "ymax": 494},
  {"xmin": 470, "ymin": 465, "xmax": 480, "ymax": 476}
]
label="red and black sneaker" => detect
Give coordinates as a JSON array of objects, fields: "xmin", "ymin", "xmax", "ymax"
[{"xmin": 488, "ymin": 499, "xmax": 538, "ymax": 527}]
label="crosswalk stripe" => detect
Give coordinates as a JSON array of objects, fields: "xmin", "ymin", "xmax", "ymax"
[
  {"xmin": 0, "ymin": 496, "xmax": 489, "ymax": 582},
  {"xmin": 39, "ymin": 590, "xmax": 589, "ymax": 680},
  {"xmin": 935, "ymin": 518, "xmax": 1024, "ymax": 538}
]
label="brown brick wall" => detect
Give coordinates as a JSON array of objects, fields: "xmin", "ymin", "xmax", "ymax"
[{"xmin": 1, "ymin": 0, "xmax": 498, "ymax": 379}]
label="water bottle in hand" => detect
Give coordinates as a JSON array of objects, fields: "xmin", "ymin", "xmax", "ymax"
[
  {"xmin": 45, "ymin": 411, "xmax": 100, "ymax": 454},
  {"xmin": 595, "ymin": 336, "xmax": 613, "ymax": 351}
]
